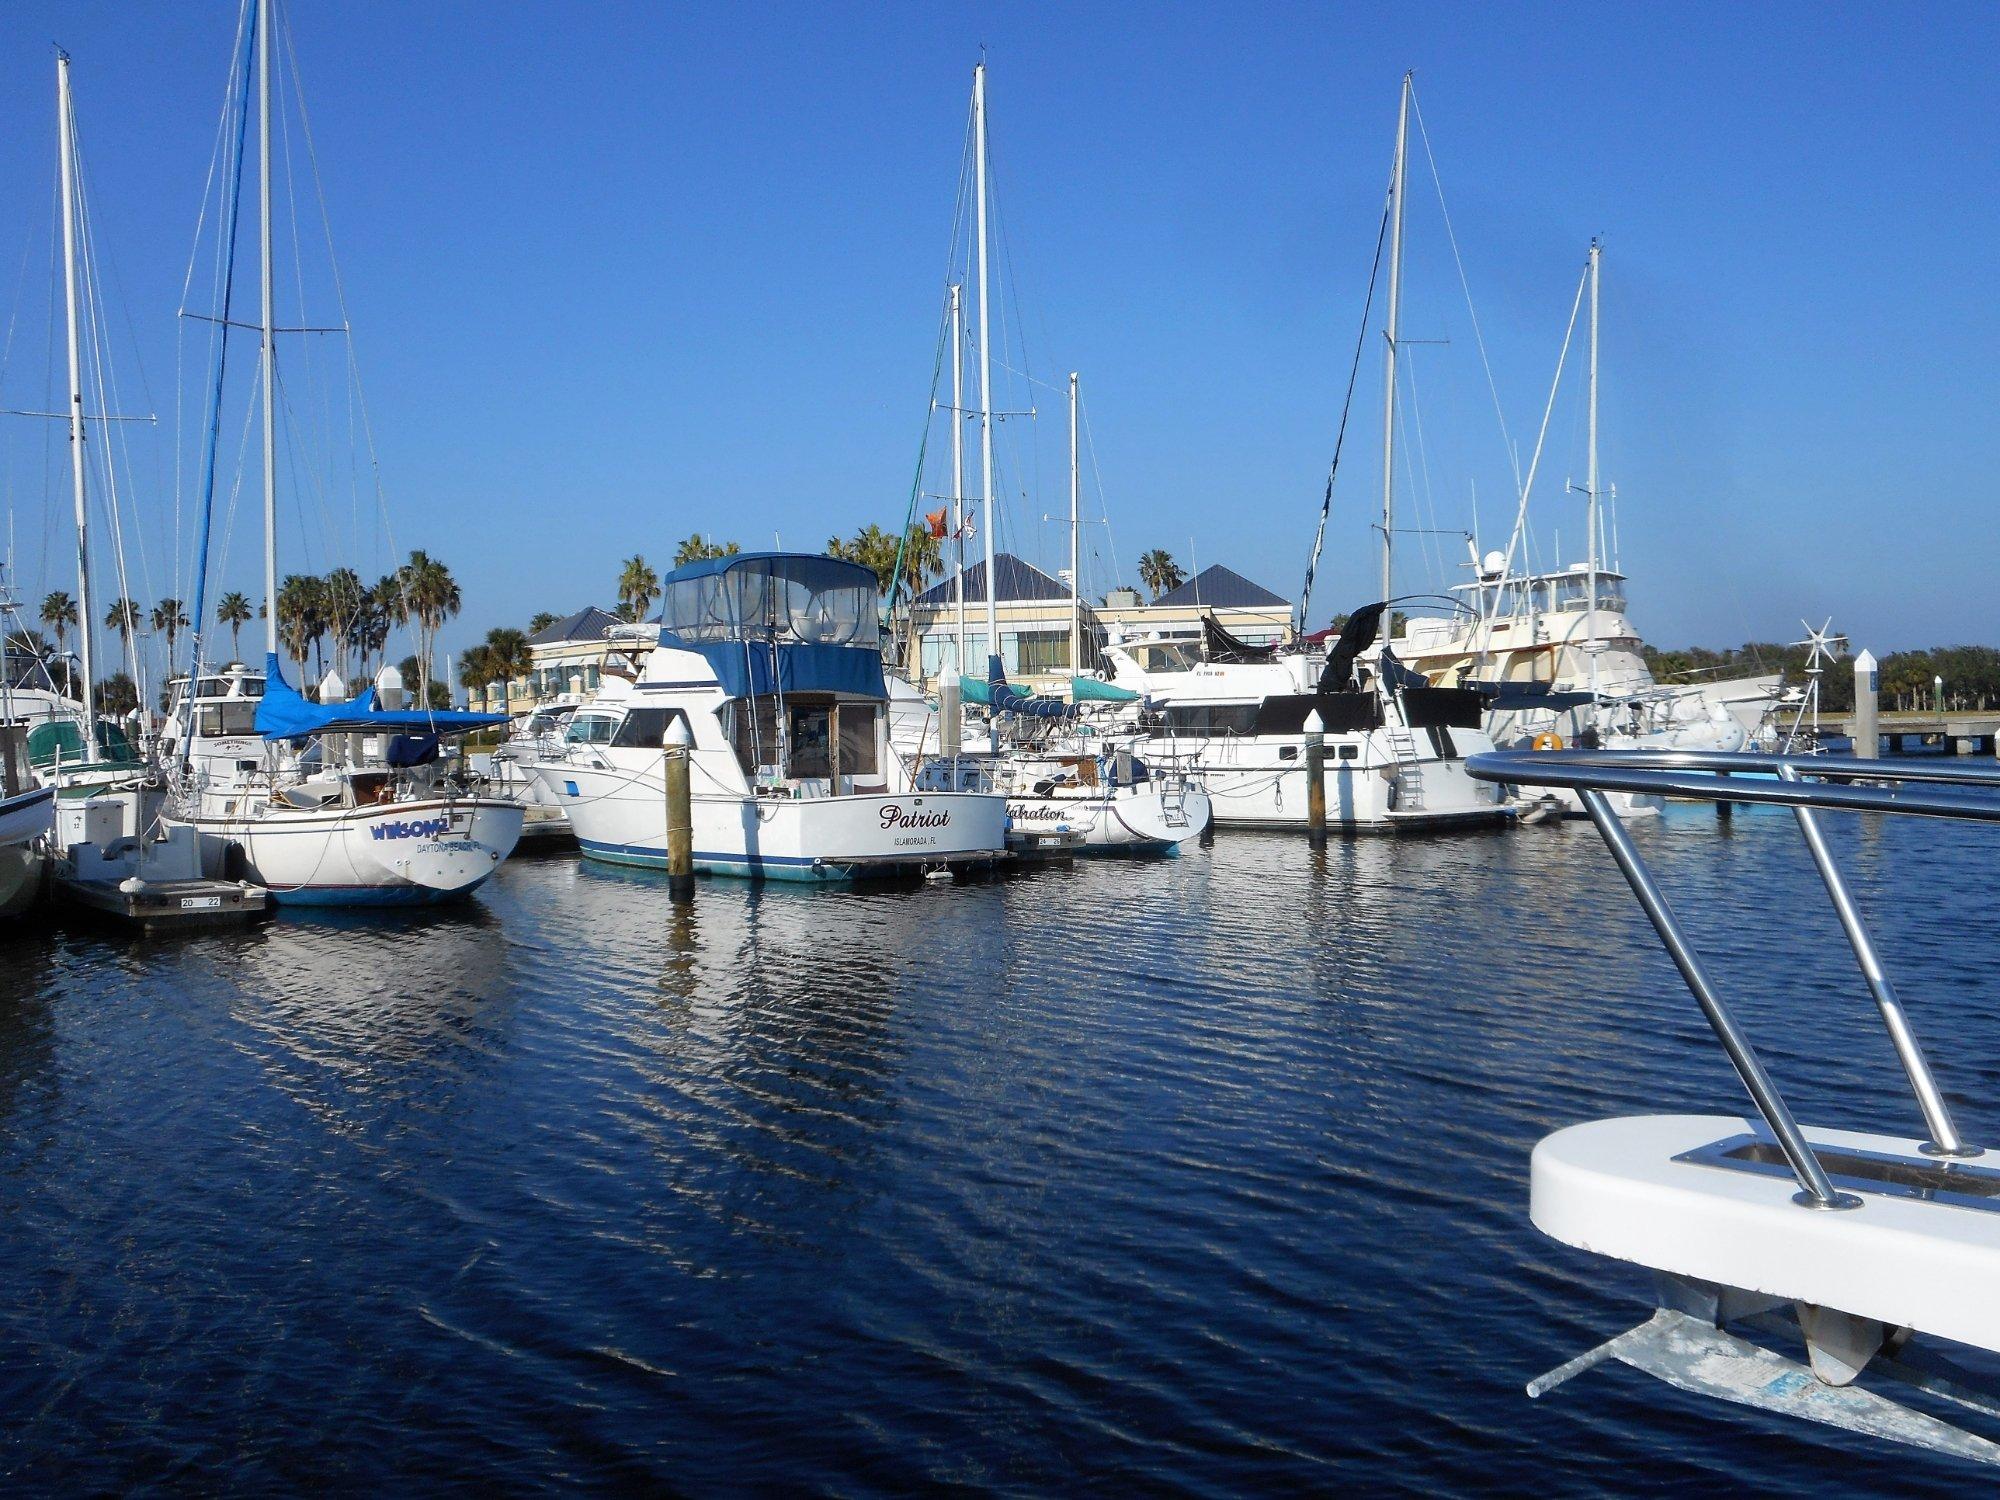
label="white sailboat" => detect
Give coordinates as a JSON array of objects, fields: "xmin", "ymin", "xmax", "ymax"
[
  {"xmin": 1394, "ymin": 241, "xmax": 1773, "ymax": 775},
  {"xmin": 0, "ymin": 577, "xmax": 54, "ymax": 916},
  {"xmin": 1136, "ymin": 76, "xmax": 1508, "ymax": 835},
  {"xmin": 163, "ymin": 0, "xmax": 521, "ymax": 906}
]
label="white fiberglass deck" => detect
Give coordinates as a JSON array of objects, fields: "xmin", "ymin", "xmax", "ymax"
[{"xmin": 1534, "ymin": 1114, "xmax": 2000, "ymax": 1354}]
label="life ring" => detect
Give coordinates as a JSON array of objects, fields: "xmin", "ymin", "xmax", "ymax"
[{"xmin": 1531, "ymin": 731, "xmax": 1565, "ymax": 752}]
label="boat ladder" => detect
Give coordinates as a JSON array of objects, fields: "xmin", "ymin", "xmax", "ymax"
[{"xmin": 1383, "ymin": 722, "xmax": 1425, "ymax": 810}]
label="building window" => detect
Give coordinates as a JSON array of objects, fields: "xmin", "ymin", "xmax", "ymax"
[{"xmin": 1014, "ymin": 629, "xmax": 1069, "ymax": 676}]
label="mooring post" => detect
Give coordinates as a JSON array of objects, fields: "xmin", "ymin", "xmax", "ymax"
[
  {"xmin": 1304, "ymin": 709, "xmax": 1327, "ymax": 848},
  {"xmin": 664, "ymin": 715, "xmax": 694, "ymax": 903},
  {"xmin": 1853, "ymin": 648, "xmax": 1879, "ymax": 760}
]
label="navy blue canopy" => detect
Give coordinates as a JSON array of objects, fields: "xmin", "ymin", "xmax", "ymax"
[
  {"xmin": 253, "ymin": 654, "xmax": 509, "ymax": 741},
  {"xmin": 655, "ymin": 552, "xmax": 887, "ymax": 700},
  {"xmin": 986, "ymin": 655, "xmax": 1075, "ymax": 720}
]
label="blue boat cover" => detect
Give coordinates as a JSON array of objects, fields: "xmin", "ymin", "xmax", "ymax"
[
  {"xmin": 1070, "ymin": 675, "xmax": 1139, "ymax": 703},
  {"xmin": 665, "ymin": 636, "xmax": 887, "ymax": 701},
  {"xmin": 254, "ymin": 654, "xmax": 509, "ymax": 740},
  {"xmin": 985, "ymin": 655, "xmax": 1075, "ymax": 720}
]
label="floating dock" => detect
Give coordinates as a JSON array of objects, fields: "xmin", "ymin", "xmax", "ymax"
[{"xmin": 53, "ymin": 872, "xmax": 269, "ymax": 931}]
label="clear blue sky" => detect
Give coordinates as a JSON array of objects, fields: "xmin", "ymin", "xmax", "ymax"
[{"xmin": 2, "ymin": 1, "xmax": 1995, "ymax": 680}]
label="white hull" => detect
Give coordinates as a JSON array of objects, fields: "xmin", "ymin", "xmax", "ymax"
[
  {"xmin": 172, "ymin": 797, "xmax": 523, "ymax": 906},
  {"xmin": 1159, "ymin": 737, "xmax": 1511, "ymax": 832},
  {"xmin": 1006, "ymin": 781, "xmax": 1211, "ymax": 853},
  {"xmin": 540, "ymin": 760, "xmax": 1006, "ymax": 880},
  {"xmin": 0, "ymin": 786, "xmax": 52, "ymax": 917}
]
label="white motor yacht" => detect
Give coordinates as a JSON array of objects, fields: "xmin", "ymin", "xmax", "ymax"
[{"xmin": 535, "ymin": 552, "xmax": 1007, "ymax": 881}]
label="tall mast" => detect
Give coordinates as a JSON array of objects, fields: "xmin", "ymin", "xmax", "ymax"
[
  {"xmin": 949, "ymin": 282, "xmax": 966, "ymax": 679},
  {"xmin": 258, "ymin": 0, "xmax": 278, "ymax": 660},
  {"xmin": 1585, "ymin": 238, "xmax": 1601, "ymax": 707},
  {"xmin": 1067, "ymin": 371, "xmax": 1080, "ymax": 681},
  {"xmin": 56, "ymin": 51, "xmax": 98, "ymax": 752},
  {"xmin": 1378, "ymin": 72, "xmax": 1411, "ymax": 606},
  {"xmin": 973, "ymin": 61, "xmax": 998, "ymax": 725}
]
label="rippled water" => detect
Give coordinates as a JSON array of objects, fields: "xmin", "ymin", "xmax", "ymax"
[{"xmin": 3, "ymin": 806, "xmax": 1998, "ymax": 1493}]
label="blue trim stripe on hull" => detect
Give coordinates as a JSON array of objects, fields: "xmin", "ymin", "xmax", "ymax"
[
  {"xmin": 266, "ymin": 878, "xmax": 492, "ymax": 908},
  {"xmin": 577, "ymin": 838, "xmax": 950, "ymax": 883}
]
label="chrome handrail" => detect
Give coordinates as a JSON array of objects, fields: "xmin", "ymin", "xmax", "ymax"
[{"xmin": 1468, "ymin": 749, "xmax": 1992, "ymax": 1209}]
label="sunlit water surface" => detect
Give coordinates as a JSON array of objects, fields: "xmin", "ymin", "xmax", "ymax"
[{"xmin": 3, "ymin": 806, "xmax": 1997, "ymax": 1493}]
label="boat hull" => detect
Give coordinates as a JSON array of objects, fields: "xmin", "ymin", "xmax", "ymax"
[
  {"xmin": 1172, "ymin": 750, "xmax": 1511, "ymax": 832},
  {"xmin": 1005, "ymin": 782, "xmax": 1211, "ymax": 854},
  {"xmin": 540, "ymin": 763, "xmax": 1007, "ymax": 881},
  {"xmin": 0, "ymin": 786, "xmax": 53, "ymax": 917},
  {"xmin": 173, "ymin": 797, "xmax": 524, "ymax": 905}
]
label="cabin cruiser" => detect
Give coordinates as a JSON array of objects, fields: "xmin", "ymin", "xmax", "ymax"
[
  {"xmin": 476, "ymin": 700, "xmax": 580, "ymax": 846},
  {"xmin": 1396, "ymin": 557, "xmax": 1772, "ymax": 755},
  {"xmin": 1131, "ymin": 605, "xmax": 1512, "ymax": 834},
  {"xmin": 532, "ymin": 552, "xmax": 1007, "ymax": 881},
  {"xmin": 161, "ymin": 657, "xmax": 523, "ymax": 906}
]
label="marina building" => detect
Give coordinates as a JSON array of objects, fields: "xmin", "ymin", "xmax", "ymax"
[{"xmin": 908, "ymin": 555, "xmax": 1294, "ymax": 689}]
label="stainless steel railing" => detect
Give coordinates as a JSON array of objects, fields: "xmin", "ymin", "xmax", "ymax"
[{"xmin": 1468, "ymin": 749, "xmax": 1996, "ymax": 1211}]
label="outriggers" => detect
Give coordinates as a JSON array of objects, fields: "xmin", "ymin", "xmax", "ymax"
[
  {"xmin": 161, "ymin": 0, "xmax": 522, "ymax": 906},
  {"xmin": 534, "ymin": 552, "xmax": 1008, "ymax": 881}
]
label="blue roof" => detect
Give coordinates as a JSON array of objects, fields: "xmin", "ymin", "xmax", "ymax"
[
  {"xmin": 528, "ymin": 606, "xmax": 622, "ymax": 646},
  {"xmin": 1152, "ymin": 564, "xmax": 1288, "ymax": 610},
  {"xmin": 914, "ymin": 553, "xmax": 1066, "ymax": 606}
]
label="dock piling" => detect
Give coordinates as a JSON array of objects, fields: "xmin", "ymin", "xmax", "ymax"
[
  {"xmin": 664, "ymin": 716, "xmax": 694, "ymax": 903},
  {"xmin": 1853, "ymin": 649, "xmax": 1879, "ymax": 760},
  {"xmin": 1304, "ymin": 710, "xmax": 1327, "ymax": 848}
]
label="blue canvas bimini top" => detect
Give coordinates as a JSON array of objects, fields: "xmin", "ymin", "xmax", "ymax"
[{"xmin": 253, "ymin": 655, "xmax": 509, "ymax": 740}]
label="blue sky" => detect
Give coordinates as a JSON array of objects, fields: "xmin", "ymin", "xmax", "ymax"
[{"xmin": 1, "ymin": 2, "xmax": 1995, "ymax": 681}]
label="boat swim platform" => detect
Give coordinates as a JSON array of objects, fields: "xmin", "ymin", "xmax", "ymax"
[{"xmin": 52, "ymin": 873, "xmax": 269, "ymax": 931}]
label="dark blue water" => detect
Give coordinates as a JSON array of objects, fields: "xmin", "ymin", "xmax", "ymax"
[{"xmin": 3, "ymin": 806, "xmax": 1997, "ymax": 1493}]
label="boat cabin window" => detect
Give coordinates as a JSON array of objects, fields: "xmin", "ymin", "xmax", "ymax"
[
  {"xmin": 727, "ymin": 694, "xmax": 878, "ymax": 779},
  {"xmin": 660, "ymin": 555, "xmax": 876, "ymax": 649},
  {"xmin": 1133, "ymin": 642, "xmax": 1197, "ymax": 674},
  {"xmin": 565, "ymin": 713, "xmax": 619, "ymax": 745},
  {"xmin": 610, "ymin": 706, "xmax": 691, "ymax": 749},
  {"xmin": 1545, "ymin": 572, "xmax": 1626, "ymax": 614},
  {"xmin": 1162, "ymin": 703, "xmax": 1261, "ymax": 737},
  {"xmin": 197, "ymin": 701, "xmax": 260, "ymax": 736}
]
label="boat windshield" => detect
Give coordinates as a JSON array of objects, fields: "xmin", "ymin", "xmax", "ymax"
[
  {"xmin": 1132, "ymin": 641, "xmax": 1198, "ymax": 673},
  {"xmin": 660, "ymin": 555, "xmax": 877, "ymax": 648}
]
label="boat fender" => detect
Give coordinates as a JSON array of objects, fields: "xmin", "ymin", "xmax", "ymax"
[{"xmin": 1532, "ymin": 731, "xmax": 1565, "ymax": 751}]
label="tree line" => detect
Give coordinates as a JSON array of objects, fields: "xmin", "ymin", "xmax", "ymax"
[{"xmin": 1642, "ymin": 642, "xmax": 2000, "ymax": 713}]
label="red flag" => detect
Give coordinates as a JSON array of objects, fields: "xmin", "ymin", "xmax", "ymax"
[{"xmin": 925, "ymin": 508, "xmax": 949, "ymax": 539}]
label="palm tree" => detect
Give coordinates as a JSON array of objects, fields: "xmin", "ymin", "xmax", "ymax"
[
  {"xmin": 527, "ymin": 611, "xmax": 560, "ymax": 635},
  {"xmin": 457, "ymin": 643, "xmax": 496, "ymax": 710},
  {"xmin": 215, "ymin": 591, "xmax": 253, "ymax": 660},
  {"xmin": 275, "ymin": 574, "xmax": 325, "ymax": 676},
  {"xmin": 391, "ymin": 550, "xmax": 461, "ymax": 700},
  {"xmin": 93, "ymin": 671, "xmax": 138, "ymax": 718},
  {"xmin": 1137, "ymin": 549, "xmax": 1185, "ymax": 600},
  {"xmin": 40, "ymin": 591, "xmax": 76, "ymax": 655},
  {"xmin": 617, "ymin": 555, "xmax": 661, "ymax": 623},
  {"xmin": 151, "ymin": 598, "xmax": 190, "ymax": 673},
  {"xmin": 319, "ymin": 567, "xmax": 367, "ymax": 676},
  {"xmin": 481, "ymin": 627, "xmax": 533, "ymax": 715},
  {"xmin": 672, "ymin": 535, "xmax": 740, "ymax": 568},
  {"xmin": 103, "ymin": 596, "xmax": 145, "ymax": 680},
  {"xmin": 40, "ymin": 591, "xmax": 77, "ymax": 694}
]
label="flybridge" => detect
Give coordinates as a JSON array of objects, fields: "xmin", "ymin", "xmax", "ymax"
[{"xmin": 653, "ymin": 554, "xmax": 888, "ymax": 703}]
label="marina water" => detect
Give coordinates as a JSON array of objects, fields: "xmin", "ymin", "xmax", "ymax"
[{"xmin": 2, "ymin": 806, "xmax": 1995, "ymax": 1492}]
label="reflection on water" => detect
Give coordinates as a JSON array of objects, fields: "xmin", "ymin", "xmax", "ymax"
[{"xmin": 0, "ymin": 806, "xmax": 1995, "ymax": 1492}]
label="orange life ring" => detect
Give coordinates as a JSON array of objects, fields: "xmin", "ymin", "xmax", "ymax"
[{"xmin": 1531, "ymin": 732, "xmax": 1565, "ymax": 751}]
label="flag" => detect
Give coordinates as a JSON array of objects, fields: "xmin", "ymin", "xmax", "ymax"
[{"xmin": 925, "ymin": 508, "xmax": 949, "ymax": 539}]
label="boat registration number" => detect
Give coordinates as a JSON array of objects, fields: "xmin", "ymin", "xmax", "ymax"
[{"xmin": 179, "ymin": 896, "xmax": 223, "ymax": 910}]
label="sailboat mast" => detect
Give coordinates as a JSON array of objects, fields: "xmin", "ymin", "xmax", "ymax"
[
  {"xmin": 55, "ymin": 52, "xmax": 98, "ymax": 751},
  {"xmin": 1067, "ymin": 371, "xmax": 1080, "ymax": 681},
  {"xmin": 1585, "ymin": 238, "xmax": 1601, "ymax": 707},
  {"xmin": 973, "ymin": 62, "xmax": 998, "ymax": 713},
  {"xmin": 950, "ymin": 282, "xmax": 966, "ymax": 679},
  {"xmin": 1378, "ymin": 72, "xmax": 1410, "ymax": 606},
  {"xmin": 258, "ymin": 0, "xmax": 278, "ymax": 660}
]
